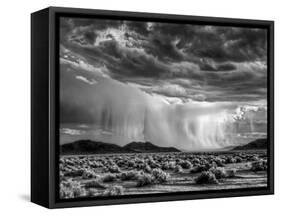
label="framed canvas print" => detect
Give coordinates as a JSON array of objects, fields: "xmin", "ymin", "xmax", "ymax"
[{"xmin": 31, "ymin": 7, "xmax": 274, "ymax": 208}]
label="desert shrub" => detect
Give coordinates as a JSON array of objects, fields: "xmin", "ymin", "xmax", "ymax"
[
  {"xmin": 147, "ymin": 157, "xmax": 157, "ymax": 167},
  {"xmin": 89, "ymin": 161, "xmax": 101, "ymax": 168},
  {"xmin": 149, "ymin": 161, "xmax": 159, "ymax": 168},
  {"xmin": 135, "ymin": 158, "xmax": 145, "ymax": 164},
  {"xmin": 120, "ymin": 171, "xmax": 140, "ymax": 181},
  {"xmin": 103, "ymin": 185, "xmax": 124, "ymax": 196},
  {"xmin": 225, "ymin": 157, "xmax": 236, "ymax": 164},
  {"xmin": 209, "ymin": 167, "xmax": 227, "ymax": 179},
  {"xmin": 60, "ymin": 180, "xmax": 86, "ymax": 199},
  {"xmin": 200, "ymin": 159, "xmax": 209, "ymax": 165},
  {"xmin": 226, "ymin": 169, "xmax": 237, "ymax": 178},
  {"xmin": 151, "ymin": 168, "xmax": 169, "ymax": 183},
  {"xmin": 190, "ymin": 165, "xmax": 208, "ymax": 173},
  {"xmin": 64, "ymin": 169, "xmax": 84, "ymax": 177},
  {"xmin": 180, "ymin": 160, "xmax": 193, "ymax": 169},
  {"xmin": 234, "ymin": 156, "xmax": 243, "ymax": 163},
  {"xmin": 102, "ymin": 173, "xmax": 117, "ymax": 182},
  {"xmin": 107, "ymin": 159, "xmax": 115, "ymax": 166},
  {"xmin": 169, "ymin": 161, "xmax": 177, "ymax": 169},
  {"xmin": 161, "ymin": 162, "xmax": 170, "ymax": 170},
  {"xmin": 84, "ymin": 179, "xmax": 106, "ymax": 189},
  {"xmin": 250, "ymin": 160, "xmax": 267, "ymax": 171},
  {"xmin": 135, "ymin": 163, "xmax": 146, "ymax": 170},
  {"xmin": 82, "ymin": 170, "xmax": 97, "ymax": 179},
  {"xmin": 195, "ymin": 171, "xmax": 219, "ymax": 184},
  {"xmin": 192, "ymin": 158, "xmax": 201, "ymax": 165},
  {"xmin": 174, "ymin": 165, "xmax": 183, "ymax": 173},
  {"xmin": 144, "ymin": 164, "xmax": 152, "ymax": 173},
  {"xmin": 71, "ymin": 185, "xmax": 86, "ymax": 198},
  {"xmin": 116, "ymin": 160, "xmax": 126, "ymax": 167},
  {"xmin": 60, "ymin": 171, "xmax": 67, "ymax": 181},
  {"xmin": 108, "ymin": 165, "xmax": 121, "ymax": 173},
  {"xmin": 65, "ymin": 159, "xmax": 75, "ymax": 166},
  {"xmin": 127, "ymin": 161, "xmax": 136, "ymax": 168},
  {"xmin": 251, "ymin": 155, "xmax": 260, "ymax": 161},
  {"xmin": 60, "ymin": 182, "xmax": 73, "ymax": 199},
  {"xmin": 162, "ymin": 161, "xmax": 176, "ymax": 170},
  {"xmin": 86, "ymin": 188, "xmax": 99, "ymax": 197},
  {"xmin": 136, "ymin": 173, "xmax": 154, "ymax": 187},
  {"xmin": 214, "ymin": 158, "xmax": 225, "ymax": 167}
]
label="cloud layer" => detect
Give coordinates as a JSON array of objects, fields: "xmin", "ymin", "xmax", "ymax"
[{"xmin": 59, "ymin": 17, "xmax": 268, "ymax": 150}]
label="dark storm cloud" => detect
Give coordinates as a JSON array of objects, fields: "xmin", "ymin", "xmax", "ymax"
[
  {"xmin": 142, "ymin": 23, "xmax": 267, "ymax": 63},
  {"xmin": 60, "ymin": 17, "xmax": 267, "ymax": 103},
  {"xmin": 125, "ymin": 21, "xmax": 150, "ymax": 36},
  {"xmin": 60, "ymin": 17, "xmax": 123, "ymax": 33},
  {"xmin": 145, "ymin": 34, "xmax": 185, "ymax": 62},
  {"xmin": 183, "ymin": 26, "xmax": 267, "ymax": 63},
  {"xmin": 199, "ymin": 61, "xmax": 237, "ymax": 71},
  {"xmin": 67, "ymin": 40, "xmax": 168, "ymax": 78},
  {"xmin": 60, "ymin": 17, "xmax": 124, "ymax": 47}
]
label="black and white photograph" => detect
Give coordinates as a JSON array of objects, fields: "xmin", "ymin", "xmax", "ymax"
[{"xmin": 59, "ymin": 17, "xmax": 268, "ymax": 199}]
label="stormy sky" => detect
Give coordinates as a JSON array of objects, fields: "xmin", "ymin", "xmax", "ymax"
[{"xmin": 59, "ymin": 17, "xmax": 268, "ymax": 151}]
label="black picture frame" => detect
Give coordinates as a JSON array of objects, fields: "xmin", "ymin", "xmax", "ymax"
[{"xmin": 31, "ymin": 6, "xmax": 274, "ymax": 209}]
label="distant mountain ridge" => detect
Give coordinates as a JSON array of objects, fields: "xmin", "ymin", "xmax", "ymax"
[
  {"xmin": 232, "ymin": 138, "xmax": 267, "ymax": 150},
  {"xmin": 60, "ymin": 140, "xmax": 181, "ymax": 155},
  {"xmin": 123, "ymin": 141, "xmax": 180, "ymax": 153}
]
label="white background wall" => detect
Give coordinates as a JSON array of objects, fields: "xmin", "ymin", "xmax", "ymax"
[{"xmin": 0, "ymin": 0, "xmax": 279, "ymax": 215}]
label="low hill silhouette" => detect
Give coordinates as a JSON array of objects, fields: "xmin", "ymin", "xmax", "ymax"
[
  {"xmin": 232, "ymin": 138, "xmax": 267, "ymax": 150},
  {"xmin": 123, "ymin": 141, "xmax": 180, "ymax": 153},
  {"xmin": 60, "ymin": 140, "xmax": 181, "ymax": 155}
]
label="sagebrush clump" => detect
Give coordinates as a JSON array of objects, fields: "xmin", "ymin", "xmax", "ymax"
[
  {"xmin": 102, "ymin": 173, "xmax": 117, "ymax": 182},
  {"xmin": 179, "ymin": 160, "xmax": 193, "ymax": 169},
  {"xmin": 82, "ymin": 170, "xmax": 98, "ymax": 179},
  {"xmin": 250, "ymin": 160, "xmax": 267, "ymax": 171},
  {"xmin": 64, "ymin": 169, "xmax": 84, "ymax": 177},
  {"xmin": 103, "ymin": 185, "xmax": 124, "ymax": 196},
  {"xmin": 209, "ymin": 167, "xmax": 227, "ymax": 179},
  {"xmin": 120, "ymin": 170, "xmax": 140, "ymax": 181},
  {"xmin": 86, "ymin": 188, "xmax": 99, "ymax": 197},
  {"xmin": 136, "ymin": 173, "xmax": 154, "ymax": 187},
  {"xmin": 174, "ymin": 165, "xmax": 183, "ymax": 173},
  {"xmin": 60, "ymin": 180, "xmax": 86, "ymax": 198},
  {"xmin": 151, "ymin": 168, "xmax": 169, "ymax": 183},
  {"xmin": 84, "ymin": 179, "xmax": 106, "ymax": 189},
  {"xmin": 190, "ymin": 165, "xmax": 208, "ymax": 173},
  {"xmin": 195, "ymin": 171, "xmax": 219, "ymax": 184},
  {"xmin": 226, "ymin": 169, "xmax": 237, "ymax": 178},
  {"xmin": 107, "ymin": 165, "xmax": 121, "ymax": 173}
]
